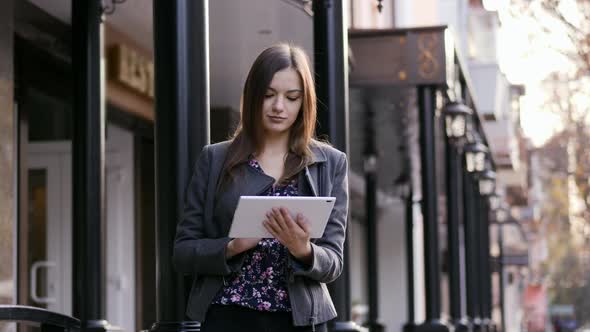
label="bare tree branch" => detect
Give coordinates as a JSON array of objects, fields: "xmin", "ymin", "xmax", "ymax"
[{"xmin": 513, "ymin": 0, "xmax": 590, "ymax": 75}]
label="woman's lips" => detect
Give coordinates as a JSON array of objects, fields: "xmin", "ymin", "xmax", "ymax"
[{"xmin": 268, "ymin": 115, "xmax": 287, "ymax": 122}]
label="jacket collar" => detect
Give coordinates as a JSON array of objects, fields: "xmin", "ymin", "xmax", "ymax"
[{"xmin": 309, "ymin": 141, "xmax": 327, "ymax": 164}]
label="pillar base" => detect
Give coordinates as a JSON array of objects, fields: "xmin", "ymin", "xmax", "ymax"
[
  {"xmin": 451, "ymin": 318, "xmax": 472, "ymax": 332},
  {"xmin": 403, "ymin": 322, "xmax": 418, "ymax": 332},
  {"xmin": 363, "ymin": 321, "xmax": 385, "ymax": 332},
  {"xmin": 488, "ymin": 322, "xmax": 497, "ymax": 332},
  {"xmin": 480, "ymin": 318, "xmax": 494, "ymax": 332},
  {"xmin": 472, "ymin": 318, "xmax": 485, "ymax": 332},
  {"xmin": 331, "ymin": 320, "xmax": 366, "ymax": 332},
  {"xmin": 150, "ymin": 321, "xmax": 201, "ymax": 332},
  {"xmin": 82, "ymin": 320, "xmax": 118, "ymax": 332},
  {"xmin": 415, "ymin": 319, "xmax": 450, "ymax": 332}
]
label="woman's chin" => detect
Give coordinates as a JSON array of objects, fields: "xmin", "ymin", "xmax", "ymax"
[{"xmin": 263, "ymin": 126, "xmax": 291, "ymax": 137}]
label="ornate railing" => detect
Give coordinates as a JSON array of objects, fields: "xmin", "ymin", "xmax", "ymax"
[{"xmin": 0, "ymin": 305, "xmax": 80, "ymax": 332}]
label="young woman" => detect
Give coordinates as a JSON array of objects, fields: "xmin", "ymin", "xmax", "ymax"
[{"xmin": 173, "ymin": 43, "xmax": 349, "ymax": 332}]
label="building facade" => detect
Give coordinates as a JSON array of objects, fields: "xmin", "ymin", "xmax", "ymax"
[
  {"xmin": 0, "ymin": 1, "xmax": 522, "ymax": 332},
  {"xmin": 347, "ymin": 0, "xmax": 531, "ymax": 331}
]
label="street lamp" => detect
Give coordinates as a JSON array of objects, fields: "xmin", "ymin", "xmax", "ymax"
[
  {"xmin": 476, "ymin": 167, "xmax": 495, "ymax": 332},
  {"xmin": 443, "ymin": 101, "xmax": 473, "ymax": 332},
  {"xmin": 493, "ymin": 206, "xmax": 510, "ymax": 332},
  {"xmin": 464, "ymin": 142, "xmax": 488, "ymax": 173},
  {"xmin": 495, "ymin": 207, "xmax": 508, "ymax": 224},
  {"xmin": 443, "ymin": 102, "xmax": 473, "ymax": 141},
  {"xmin": 488, "ymin": 192, "xmax": 501, "ymax": 211},
  {"xmin": 478, "ymin": 169, "xmax": 496, "ymax": 196}
]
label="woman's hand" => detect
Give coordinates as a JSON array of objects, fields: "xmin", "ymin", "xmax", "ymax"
[
  {"xmin": 263, "ymin": 207, "xmax": 313, "ymax": 264},
  {"xmin": 226, "ymin": 238, "xmax": 261, "ymax": 258}
]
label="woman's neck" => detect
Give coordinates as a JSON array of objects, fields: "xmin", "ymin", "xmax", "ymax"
[{"xmin": 258, "ymin": 132, "xmax": 289, "ymax": 157}]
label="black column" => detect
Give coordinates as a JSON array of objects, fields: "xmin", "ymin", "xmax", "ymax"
[
  {"xmin": 464, "ymin": 173, "xmax": 481, "ymax": 331},
  {"xmin": 403, "ymin": 188, "xmax": 416, "ymax": 332},
  {"xmin": 365, "ymin": 158, "xmax": 379, "ymax": 330},
  {"xmin": 152, "ymin": 1, "xmax": 209, "ymax": 330},
  {"xmin": 474, "ymin": 195, "xmax": 485, "ymax": 332},
  {"xmin": 72, "ymin": 1, "xmax": 110, "ymax": 331},
  {"xmin": 497, "ymin": 224, "xmax": 505, "ymax": 332},
  {"xmin": 0, "ymin": 1, "xmax": 15, "ymax": 300},
  {"xmin": 313, "ymin": 0, "xmax": 349, "ymax": 151},
  {"xmin": 313, "ymin": 1, "xmax": 361, "ymax": 331},
  {"xmin": 479, "ymin": 199, "xmax": 493, "ymax": 332},
  {"xmin": 416, "ymin": 86, "xmax": 448, "ymax": 332},
  {"xmin": 363, "ymin": 99, "xmax": 384, "ymax": 332},
  {"xmin": 445, "ymin": 141, "xmax": 469, "ymax": 332}
]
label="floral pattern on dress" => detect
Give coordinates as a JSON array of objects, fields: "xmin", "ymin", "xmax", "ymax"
[{"xmin": 211, "ymin": 158, "xmax": 298, "ymax": 312}]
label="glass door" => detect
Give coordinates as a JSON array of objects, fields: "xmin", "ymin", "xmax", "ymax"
[
  {"xmin": 26, "ymin": 143, "xmax": 72, "ymax": 315},
  {"xmin": 24, "ymin": 126, "xmax": 136, "ymax": 332}
]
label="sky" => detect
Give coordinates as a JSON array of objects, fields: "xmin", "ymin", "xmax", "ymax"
[{"xmin": 495, "ymin": 1, "xmax": 581, "ymax": 146}]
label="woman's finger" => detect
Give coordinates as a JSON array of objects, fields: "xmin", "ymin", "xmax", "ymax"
[
  {"xmin": 272, "ymin": 208, "xmax": 289, "ymax": 232},
  {"xmin": 265, "ymin": 211, "xmax": 282, "ymax": 232},
  {"xmin": 264, "ymin": 216, "xmax": 283, "ymax": 236},
  {"xmin": 263, "ymin": 220, "xmax": 280, "ymax": 239},
  {"xmin": 296, "ymin": 214, "xmax": 312, "ymax": 234},
  {"xmin": 279, "ymin": 207, "xmax": 297, "ymax": 231}
]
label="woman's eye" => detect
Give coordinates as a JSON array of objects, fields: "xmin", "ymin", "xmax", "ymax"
[
  {"xmin": 287, "ymin": 96, "xmax": 300, "ymax": 101},
  {"xmin": 265, "ymin": 94, "xmax": 274, "ymax": 98}
]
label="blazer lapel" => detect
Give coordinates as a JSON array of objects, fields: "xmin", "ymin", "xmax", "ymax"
[{"xmin": 215, "ymin": 164, "xmax": 274, "ymax": 235}]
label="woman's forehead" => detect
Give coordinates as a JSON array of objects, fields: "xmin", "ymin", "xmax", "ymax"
[{"xmin": 267, "ymin": 68, "xmax": 302, "ymax": 91}]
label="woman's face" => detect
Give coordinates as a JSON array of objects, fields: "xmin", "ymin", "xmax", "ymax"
[{"xmin": 261, "ymin": 67, "xmax": 303, "ymax": 138}]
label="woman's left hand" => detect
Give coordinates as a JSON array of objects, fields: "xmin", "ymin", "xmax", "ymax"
[{"xmin": 263, "ymin": 207, "xmax": 312, "ymax": 263}]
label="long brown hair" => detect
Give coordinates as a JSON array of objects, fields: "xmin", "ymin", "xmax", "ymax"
[{"xmin": 220, "ymin": 43, "xmax": 317, "ymax": 188}]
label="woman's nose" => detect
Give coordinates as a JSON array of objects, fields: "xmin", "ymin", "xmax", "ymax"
[{"xmin": 273, "ymin": 96, "xmax": 285, "ymax": 112}]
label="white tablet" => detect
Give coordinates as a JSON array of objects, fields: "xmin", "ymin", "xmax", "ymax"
[{"xmin": 229, "ymin": 196, "xmax": 336, "ymax": 239}]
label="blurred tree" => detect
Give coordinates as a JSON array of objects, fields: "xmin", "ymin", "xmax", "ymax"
[
  {"xmin": 534, "ymin": 115, "xmax": 590, "ymax": 324},
  {"xmin": 507, "ymin": 0, "xmax": 590, "ymax": 213},
  {"xmin": 536, "ymin": 133, "xmax": 590, "ymax": 324},
  {"xmin": 506, "ymin": 0, "xmax": 590, "ymax": 322},
  {"xmin": 509, "ymin": 0, "xmax": 590, "ymax": 76}
]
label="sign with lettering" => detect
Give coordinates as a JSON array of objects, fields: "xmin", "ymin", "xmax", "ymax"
[
  {"xmin": 349, "ymin": 27, "xmax": 450, "ymax": 87},
  {"xmin": 108, "ymin": 44, "xmax": 154, "ymax": 98}
]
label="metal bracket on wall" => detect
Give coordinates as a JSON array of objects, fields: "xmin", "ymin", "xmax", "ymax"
[
  {"xmin": 280, "ymin": 0, "xmax": 313, "ymax": 16},
  {"xmin": 100, "ymin": 0, "xmax": 127, "ymax": 17}
]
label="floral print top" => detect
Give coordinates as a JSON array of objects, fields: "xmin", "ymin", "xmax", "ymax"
[{"xmin": 211, "ymin": 158, "xmax": 298, "ymax": 312}]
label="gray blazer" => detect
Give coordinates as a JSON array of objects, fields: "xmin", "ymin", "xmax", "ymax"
[{"xmin": 173, "ymin": 140, "xmax": 349, "ymax": 327}]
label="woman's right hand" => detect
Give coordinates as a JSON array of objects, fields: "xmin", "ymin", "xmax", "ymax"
[{"xmin": 226, "ymin": 238, "xmax": 261, "ymax": 258}]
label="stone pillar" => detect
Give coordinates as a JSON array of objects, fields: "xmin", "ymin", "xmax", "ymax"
[
  {"xmin": 151, "ymin": 1, "xmax": 209, "ymax": 331},
  {"xmin": 71, "ymin": 2, "xmax": 113, "ymax": 331},
  {"xmin": 0, "ymin": 0, "xmax": 15, "ymax": 310},
  {"xmin": 416, "ymin": 85, "xmax": 449, "ymax": 332},
  {"xmin": 313, "ymin": 1, "xmax": 362, "ymax": 331}
]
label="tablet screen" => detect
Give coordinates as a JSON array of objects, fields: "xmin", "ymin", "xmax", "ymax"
[{"xmin": 229, "ymin": 196, "xmax": 336, "ymax": 238}]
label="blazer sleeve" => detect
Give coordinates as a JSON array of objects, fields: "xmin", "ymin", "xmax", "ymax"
[
  {"xmin": 172, "ymin": 145, "xmax": 244, "ymax": 276},
  {"xmin": 291, "ymin": 152, "xmax": 348, "ymax": 283}
]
